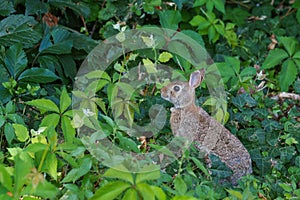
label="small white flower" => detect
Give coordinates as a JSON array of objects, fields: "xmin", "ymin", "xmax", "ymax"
[
  {"xmin": 83, "ymin": 108, "xmax": 95, "ymax": 117},
  {"xmin": 31, "ymin": 127, "xmax": 47, "ymax": 136},
  {"xmin": 112, "ymin": 23, "xmax": 120, "ymax": 31}
]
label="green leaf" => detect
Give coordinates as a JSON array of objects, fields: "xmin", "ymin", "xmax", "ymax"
[
  {"xmin": 209, "ymin": 154, "xmax": 232, "ymax": 179},
  {"xmin": 158, "ymin": 52, "xmax": 173, "ymax": 63},
  {"xmin": 90, "ymin": 181, "xmax": 131, "ymax": 200},
  {"xmin": 4, "ymin": 123, "xmax": 15, "ymax": 145},
  {"xmin": 143, "ymin": 58, "xmax": 157, "ymax": 73},
  {"xmin": 136, "ymin": 183, "xmax": 155, "ymax": 200},
  {"xmin": 40, "ymin": 113, "xmax": 60, "ymax": 128},
  {"xmin": 142, "ymin": 0, "xmax": 161, "ymax": 13},
  {"xmin": 240, "ymin": 67, "xmax": 257, "ymax": 82},
  {"xmin": 49, "ymin": 0, "xmax": 90, "ymax": 18},
  {"xmin": 18, "ymin": 68, "xmax": 60, "ymax": 83},
  {"xmin": 104, "ymin": 166, "xmax": 134, "ymax": 184},
  {"xmin": 4, "ymin": 43, "xmax": 28, "ymax": 79},
  {"xmin": 45, "ymin": 153, "xmax": 58, "ymax": 180},
  {"xmin": 193, "ymin": 0, "xmax": 206, "ymax": 7},
  {"xmin": 25, "ymin": 0, "xmax": 48, "ymax": 15},
  {"xmin": 226, "ymin": 189, "xmax": 243, "ymax": 199},
  {"xmin": 25, "ymin": 143, "xmax": 49, "ymax": 153},
  {"xmin": 135, "ymin": 165, "xmax": 160, "ymax": 184},
  {"xmin": 262, "ymin": 48, "xmax": 289, "ymax": 69},
  {"xmin": 61, "ymin": 157, "xmax": 92, "ymax": 183},
  {"xmin": 213, "ymin": 0, "xmax": 225, "ymax": 14},
  {"xmin": 0, "ymin": 1, "xmax": 15, "ymax": 16},
  {"xmin": 122, "ymin": 188, "xmax": 138, "ymax": 200},
  {"xmin": 0, "ymin": 15, "xmax": 42, "ymax": 48},
  {"xmin": 159, "ymin": 10, "xmax": 182, "ymax": 30},
  {"xmin": 13, "ymin": 123, "xmax": 29, "ymax": 142},
  {"xmin": 60, "ymin": 87, "xmax": 71, "ymax": 113},
  {"xmin": 22, "ymin": 180, "xmax": 58, "ymax": 199},
  {"xmin": 0, "ymin": 164, "xmax": 12, "ymax": 191},
  {"xmin": 61, "ymin": 116, "xmax": 76, "ymax": 143},
  {"xmin": 279, "ymin": 36, "xmax": 297, "ymax": 56},
  {"xmin": 151, "ymin": 186, "xmax": 166, "ymax": 200},
  {"xmin": 174, "ymin": 176, "xmax": 187, "ymax": 195},
  {"xmin": 26, "ymin": 99, "xmax": 59, "ymax": 113},
  {"xmin": 279, "ymin": 60, "xmax": 297, "ymax": 91}
]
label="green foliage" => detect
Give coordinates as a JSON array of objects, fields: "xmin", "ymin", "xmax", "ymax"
[{"xmin": 0, "ymin": 0, "xmax": 299, "ymax": 199}]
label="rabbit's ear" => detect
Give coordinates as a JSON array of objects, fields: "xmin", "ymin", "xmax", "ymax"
[{"xmin": 189, "ymin": 68, "xmax": 205, "ymax": 88}]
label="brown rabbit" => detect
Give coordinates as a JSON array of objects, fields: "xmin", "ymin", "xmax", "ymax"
[{"xmin": 161, "ymin": 69, "xmax": 252, "ymax": 185}]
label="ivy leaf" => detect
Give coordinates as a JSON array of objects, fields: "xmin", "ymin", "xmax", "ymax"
[
  {"xmin": 0, "ymin": 15, "xmax": 42, "ymax": 48},
  {"xmin": 279, "ymin": 59, "xmax": 297, "ymax": 91},
  {"xmin": 262, "ymin": 48, "xmax": 289, "ymax": 69}
]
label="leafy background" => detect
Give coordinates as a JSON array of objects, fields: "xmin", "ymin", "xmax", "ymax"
[{"xmin": 0, "ymin": 0, "xmax": 299, "ymax": 199}]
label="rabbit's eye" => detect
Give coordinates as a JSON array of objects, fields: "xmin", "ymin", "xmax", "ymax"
[{"xmin": 173, "ymin": 85, "xmax": 180, "ymax": 92}]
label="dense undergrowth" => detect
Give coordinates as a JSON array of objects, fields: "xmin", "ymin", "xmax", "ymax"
[{"xmin": 0, "ymin": 0, "xmax": 299, "ymax": 199}]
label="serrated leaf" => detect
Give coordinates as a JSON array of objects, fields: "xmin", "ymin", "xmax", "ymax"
[
  {"xmin": 4, "ymin": 43, "xmax": 27, "ymax": 79},
  {"xmin": 159, "ymin": 10, "xmax": 182, "ymax": 30},
  {"xmin": 61, "ymin": 116, "xmax": 75, "ymax": 143},
  {"xmin": 90, "ymin": 181, "xmax": 131, "ymax": 200},
  {"xmin": 135, "ymin": 165, "xmax": 160, "ymax": 183},
  {"xmin": 158, "ymin": 52, "xmax": 173, "ymax": 63},
  {"xmin": 60, "ymin": 87, "xmax": 71, "ymax": 113},
  {"xmin": 61, "ymin": 158, "xmax": 92, "ymax": 183},
  {"xmin": 18, "ymin": 68, "xmax": 60, "ymax": 83},
  {"xmin": 26, "ymin": 99, "xmax": 59, "ymax": 113},
  {"xmin": 174, "ymin": 176, "xmax": 187, "ymax": 195},
  {"xmin": 104, "ymin": 167, "xmax": 134, "ymax": 184},
  {"xmin": 0, "ymin": 15, "xmax": 41, "ymax": 48},
  {"xmin": 0, "ymin": 1, "xmax": 15, "ymax": 16},
  {"xmin": 136, "ymin": 183, "xmax": 156, "ymax": 200},
  {"xmin": 13, "ymin": 123, "xmax": 29, "ymax": 142},
  {"xmin": 279, "ymin": 59, "xmax": 297, "ymax": 91},
  {"xmin": 48, "ymin": 0, "xmax": 90, "ymax": 18},
  {"xmin": 122, "ymin": 188, "xmax": 138, "ymax": 200},
  {"xmin": 279, "ymin": 36, "xmax": 297, "ymax": 56},
  {"xmin": 262, "ymin": 48, "xmax": 289, "ymax": 69}
]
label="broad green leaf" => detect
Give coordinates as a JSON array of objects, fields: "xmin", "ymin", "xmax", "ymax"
[
  {"xmin": 190, "ymin": 15, "xmax": 208, "ymax": 28},
  {"xmin": 226, "ymin": 189, "xmax": 243, "ymax": 199},
  {"xmin": 213, "ymin": 0, "xmax": 225, "ymax": 14},
  {"xmin": 224, "ymin": 56, "xmax": 240, "ymax": 74},
  {"xmin": 0, "ymin": 164, "xmax": 12, "ymax": 191},
  {"xmin": 118, "ymin": 131, "xmax": 140, "ymax": 152},
  {"xmin": 279, "ymin": 36, "xmax": 297, "ymax": 56},
  {"xmin": 122, "ymin": 188, "xmax": 138, "ymax": 200},
  {"xmin": 22, "ymin": 180, "xmax": 58, "ymax": 199},
  {"xmin": 18, "ymin": 68, "xmax": 60, "ymax": 83},
  {"xmin": 174, "ymin": 176, "xmax": 187, "ymax": 195},
  {"xmin": 279, "ymin": 183, "xmax": 293, "ymax": 192},
  {"xmin": 90, "ymin": 181, "xmax": 131, "ymax": 200},
  {"xmin": 209, "ymin": 154, "xmax": 232, "ymax": 178},
  {"xmin": 136, "ymin": 183, "xmax": 155, "ymax": 200},
  {"xmin": 0, "ymin": 115, "xmax": 5, "ymax": 128},
  {"xmin": 49, "ymin": 0, "xmax": 90, "ymax": 18},
  {"xmin": 262, "ymin": 48, "xmax": 289, "ymax": 69},
  {"xmin": 193, "ymin": 0, "xmax": 206, "ymax": 7},
  {"xmin": 45, "ymin": 153, "xmax": 58, "ymax": 180},
  {"xmin": 25, "ymin": 143, "xmax": 49, "ymax": 153},
  {"xmin": 26, "ymin": 99, "xmax": 59, "ymax": 113},
  {"xmin": 4, "ymin": 123, "xmax": 15, "ymax": 145},
  {"xmin": 40, "ymin": 113, "xmax": 60, "ymax": 128},
  {"xmin": 60, "ymin": 87, "xmax": 71, "ymax": 113},
  {"xmin": 4, "ymin": 44, "xmax": 28, "ymax": 78},
  {"xmin": 151, "ymin": 186, "xmax": 166, "ymax": 200},
  {"xmin": 191, "ymin": 157, "xmax": 210, "ymax": 176},
  {"xmin": 240, "ymin": 67, "xmax": 256, "ymax": 82},
  {"xmin": 279, "ymin": 60, "xmax": 297, "ymax": 91},
  {"xmin": 25, "ymin": 0, "xmax": 48, "ymax": 15},
  {"xmin": 13, "ymin": 123, "xmax": 29, "ymax": 142},
  {"xmin": 61, "ymin": 157, "xmax": 92, "ymax": 183},
  {"xmin": 142, "ymin": 0, "xmax": 161, "ymax": 13},
  {"xmin": 61, "ymin": 116, "xmax": 75, "ymax": 143},
  {"xmin": 293, "ymin": 51, "xmax": 300, "ymax": 59},
  {"xmin": 14, "ymin": 152, "xmax": 34, "ymax": 196},
  {"xmin": 159, "ymin": 10, "xmax": 182, "ymax": 30},
  {"xmin": 158, "ymin": 52, "xmax": 173, "ymax": 63},
  {"xmin": 135, "ymin": 165, "xmax": 160, "ymax": 184},
  {"xmin": 0, "ymin": 15, "xmax": 42, "ymax": 48},
  {"xmin": 104, "ymin": 166, "xmax": 134, "ymax": 184},
  {"xmin": 0, "ymin": 1, "xmax": 15, "ymax": 16}
]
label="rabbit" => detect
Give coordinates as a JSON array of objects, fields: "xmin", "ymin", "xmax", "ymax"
[{"xmin": 161, "ymin": 69, "xmax": 252, "ymax": 185}]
